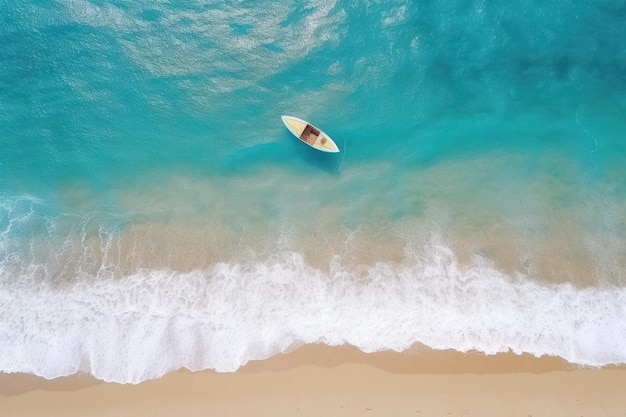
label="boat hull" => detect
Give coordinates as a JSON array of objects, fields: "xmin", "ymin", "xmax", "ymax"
[{"xmin": 281, "ymin": 115, "xmax": 340, "ymax": 153}]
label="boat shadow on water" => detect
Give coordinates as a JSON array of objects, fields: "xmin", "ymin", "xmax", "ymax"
[
  {"xmin": 224, "ymin": 140, "xmax": 343, "ymax": 176},
  {"xmin": 289, "ymin": 137, "xmax": 343, "ymax": 176}
]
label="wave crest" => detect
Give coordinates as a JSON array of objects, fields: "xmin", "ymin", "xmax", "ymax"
[{"xmin": 1, "ymin": 247, "xmax": 625, "ymax": 384}]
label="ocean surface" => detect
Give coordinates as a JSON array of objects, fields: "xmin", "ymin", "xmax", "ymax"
[{"xmin": 1, "ymin": 0, "xmax": 626, "ymax": 383}]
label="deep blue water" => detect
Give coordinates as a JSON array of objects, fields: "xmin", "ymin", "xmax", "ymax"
[{"xmin": 1, "ymin": 0, "xmax": 626, "ymax": 383}]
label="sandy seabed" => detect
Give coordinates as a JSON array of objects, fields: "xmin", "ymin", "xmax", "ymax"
[{"xmin": 1, "ymin": 345, "xmax": 626, "ymax": 417}]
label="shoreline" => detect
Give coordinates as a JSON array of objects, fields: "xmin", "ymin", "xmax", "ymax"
[{"xmin": 2, "ymin": 345, "xmax": 626, "ymax": 416}]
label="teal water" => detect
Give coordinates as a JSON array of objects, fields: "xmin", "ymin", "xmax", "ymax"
[{"xmin": 1, "ymin": 0, "xmax": 626, "ymax": 383}]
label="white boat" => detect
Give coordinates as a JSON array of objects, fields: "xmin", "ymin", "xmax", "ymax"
[{"xmin": 281, "ymin": 115, "xmax": 340, "ymax": 153}]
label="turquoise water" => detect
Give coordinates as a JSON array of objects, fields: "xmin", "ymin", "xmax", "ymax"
[{"xmin": 1, "ymin": 0, "xmax": 626, "ymax": 383}]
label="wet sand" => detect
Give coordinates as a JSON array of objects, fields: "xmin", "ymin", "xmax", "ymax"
[{"xmin": 2, "ymin": 344, "xmax": 626, "ymax": 417}]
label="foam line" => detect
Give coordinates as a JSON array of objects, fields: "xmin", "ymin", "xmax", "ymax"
[{"xmin": 1, "ymin": 248, "xmax": 625, "ymax": 383}]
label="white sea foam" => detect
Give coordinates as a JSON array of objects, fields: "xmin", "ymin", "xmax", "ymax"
[{"xmin": 1, "ymin": 245, "xmax": 626, "ymax": 384}]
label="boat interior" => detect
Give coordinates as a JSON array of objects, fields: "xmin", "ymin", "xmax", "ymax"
[{"xmin": 300, "ymin": 124, "xmax": 321, "ymax": 145}]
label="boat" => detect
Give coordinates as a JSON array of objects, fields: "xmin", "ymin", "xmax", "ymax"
[{"xmin": 281, "ymin": 115, "xmax": 340, "ymax": 153}]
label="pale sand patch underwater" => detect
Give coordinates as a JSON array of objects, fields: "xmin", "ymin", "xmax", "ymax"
[{"xmin": 2, "ymin": 345, "xmax": 626, "ymax": 417}]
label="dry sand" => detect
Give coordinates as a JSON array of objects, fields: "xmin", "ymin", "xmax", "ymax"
[{"xmin": 1, "ymin": 345, "xmax": 625, "ymax": 417}]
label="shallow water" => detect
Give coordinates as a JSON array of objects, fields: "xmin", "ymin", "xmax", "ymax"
[{"xmin": 1, "ymin": 0, "xmax": 626, "ymax": 383}]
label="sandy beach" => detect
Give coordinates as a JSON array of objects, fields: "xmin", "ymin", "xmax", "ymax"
[{"xmin": 2, "ymin": 345, "xmax": 626, "ymax": 417}]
